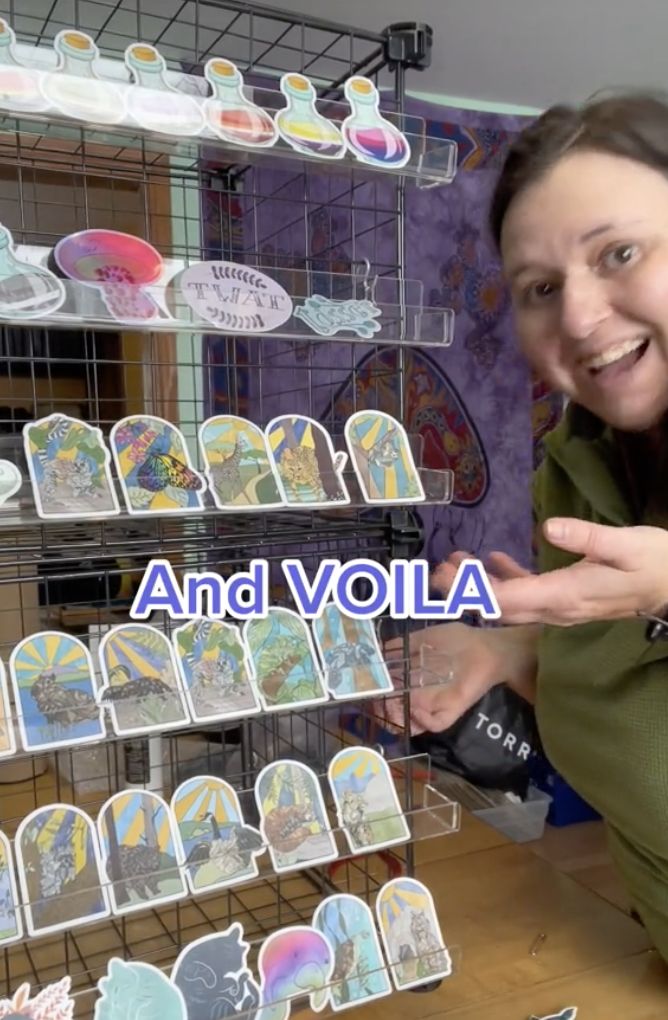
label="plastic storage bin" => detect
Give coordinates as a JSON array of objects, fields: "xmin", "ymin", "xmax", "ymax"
[{"xmin": 472, "ymin": 785, "xmax": 552, "ymax": 843}]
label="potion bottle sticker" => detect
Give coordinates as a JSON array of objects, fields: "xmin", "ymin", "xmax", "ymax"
[
  {"xmin": 0, "ymin": 223, "xmax": 66, "ymax": 321},
  {"xmin": 95, "ymin": 959, "xmax": 187, "ymax": 1020},
  {"xmin": 257, "ymin": 926, "xmax": 334, "ymax": 1020},
  {"xmin": 342, "ymin": 76, "xmax": 411, "ymax": 169},
  {"xmin": 0, "ymin": 459, "xmax": 22, "ymax": 506},
  {"xmin": 24, "ymin": 413, "xmax": 120, "ymax": 520},
  {"xmin": 328, "ymin": 747, "xmax": 410, "ymax": 854},
  {"xmin": 0, "ymin": 830, "xmax": 22, "ymax": 946},
  {"xmin": 178, "ymin": 260, "xmax": 293, "ymax": 333},
  {"xmin": 172, "ymin": 776, "xmax": 264, "ymax": 895},
  {"xmin": 276, "ymin": 73, "xmax": 346, "ymax": 160},
  {"xmin": 171, "ymin": 922, "xmax": 261, "ymax": 1020},
  {"xmin": 110, "ymin": 415, "xmax": 206, "ymax": 515},
  {"xmin": 312, "ymin": 604, "xmax": 393, "ymax": 701},
  {"xmin": 255, "ymin": 760, "xmax": 338, "ymax": 874},
  {"xmin": 15, "ymin": 804, "xmax": 111, "ymax": 938},
  {"xmin": 98, "ymin": 790, "xmax": 187, "ymax": 916},
  {"xmin": 0, "ymin": 658, "xmax": 16, "ymax": 760},
  {"xmin": 204, "ymin": 58, "xmax": 278, "ymax": 148},
  {"xmin": 9, "ymin": 631, "xmax": 105, "ymax": 752},
  {"xmin": 266, "ymin": 415, "xmax": 350, "ymax": 509},
  {"xmin": 0, "ymin": 18, "xmax": 50, "ymax": 114},
  {"xmin": 98, "ymin": 623, "xmax": 191, "ymax": 737},
  {"xmin": 312, "ymin": 894, "xmax": 392, "ymax": 1011},
  {"xmin": 199, "ymin": 415, "xmax": 284, "ymax": 511},
  {"xmin": 375, "ymin": 877, "xmax": 452, "ymax": 990},
  {"xmin": 125, "ymin": 43, "xmax": 205, "ymax": 137},
  {"xmin": 243, "ymin": 607, "xmax": 329, "ymax": 712},
  {"xmin": 0, "ymin": 978, "xmax": 76, "ymax": 1019},
  {"xmin": 344, "ymin": 410, "xmax": 425, "ymax": 505},
  {"xmin": 173, "ymin": 618, "xmax": 261, "ymax": 724},
  {"xmin": 42, "ymin": 30, "xmax": 126, "ymax": 125}
]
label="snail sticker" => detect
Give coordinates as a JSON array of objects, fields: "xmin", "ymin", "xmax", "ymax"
[
  {"xmin": 98, "ymin": 623, "xmax": 190, "ymax": 737},
  {"xmin": 110, "ymin": 415, "xmax": 206, "ymax": 515},
  {"xmin": 94, "ymin": 959, "xmax": 187, "ymax": 1020},
  {"xmin": 0, "ymin": 223, "xmax": 66, "ymax": 322},
  {"xmin": 42, "ymin": 30, "xmax": 126, "ymax": 125},
  {"xmin": 98, "ymin": 790, "xmax": 187, "ymax": 916},
  {"xmin": 266, "ymin": 415, "xmax": 350, "ymax": 509},
  {"xmin": 171, "ymin": 775, "xmax": 264, "ymax": 894},
  {"xmin": 255, "ymin": 760, "xmax": 338, "ymax": 874},
  {"xmin": 171, "ymin": 922, "xmax": 261, "ymax": 1020},
  {"xmin": 178, "ymin": 260, "xmax": 293, "ymax": 333},
  {"xmin": 328, "ymin": 747, "xmax": 410, "ymax": 855},
  {"xmin": 276, "ymin": 73, "xmax": 346, "ymax": 160},
  {"xmin": 243, "ymin": 607, "xmax": 328, "ymax": 712},
  {"xmin": 312, "ymin": 894, "xmax": 391, "ymax": 1011},
  {"xmin": 344, "ymin": 410, "xmax": 425, "ymax": 504},
  {"xmin": 9, "ymin": 631, "xmax": 105, "ymax": 752},
  {"xmin": 15, "ymin": 804, "xmax": 110, "ymax": 937},
  {"xmin": 125, "ymin": 42, "xmax": 205, "ymax": 137},
  {"xmin": 342, "ymin": 76, "xmax": 411, "ymax": 169},
  {"xmin": 0, "ymin": 831, "xmax": 22, "ymax": 946},
  {"xmin": 204, "ymin": 58, "xmax": 278, "ymax": 148},
  {"xmin": 0, "ymin": 978, "xmax": 76, "ymax": 1020},
  {"xmin": 173, "ymin": 618, "xmax": 261, "ymax": 723},
  {"xmin": 312, "ymin": 604, "xmax": 393, "ymax": 700},
  {"xmin": 375, "ymin": 878, "xmax": 452, "ymax": 990},
  {"xmin": 0, "ymin": 18, "xmax": 50, "ymax": 115},
  {"xmin": 199, "ymin": 415, "xmax": 284, "ymax": 511},
  {"xmin": 23, "ymin": 414, "xmax": 119, "ymax": 520},
  {"xmin": 256, "ymin": 926, "xmax": 334, "ymax": 1020},
  {"xmin": 0, "ymin": 459, "xmax": 21, "ymax": 507},
  {"xmin": 0, "ymin": 658, "xmax": 16, "ymax": 760}
]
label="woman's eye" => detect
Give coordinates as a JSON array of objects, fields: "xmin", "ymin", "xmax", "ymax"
[
  {"xmin": 521, "ymin": 281, "xmax": 555, "ymax": 304},
  {"xmin": 600, "ymin": 244, "xmax": 638, "ymax": 269}
]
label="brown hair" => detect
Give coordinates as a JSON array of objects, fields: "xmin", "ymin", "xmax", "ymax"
[{"xmin": 489, "ymin": 92, "xmax": 668, "ymax": 248}]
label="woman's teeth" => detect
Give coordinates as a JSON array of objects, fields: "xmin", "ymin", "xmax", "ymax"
[{"xmin": 585, "ymin": 336, "xmax": 648, "ymax": 373}]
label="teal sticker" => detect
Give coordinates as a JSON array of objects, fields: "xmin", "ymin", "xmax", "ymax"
[
  {"xmin": 94, "ymin": 958, "xmax": 187, "ymax": 1020},
  {"xmin": 294, "ymin": 295, "xmax": 381, "ymax": 338}
]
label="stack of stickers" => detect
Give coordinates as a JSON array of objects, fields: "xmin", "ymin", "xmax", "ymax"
[{"xmin": 0, "ymin": 748, "xmax": 418, "ymax": 940}]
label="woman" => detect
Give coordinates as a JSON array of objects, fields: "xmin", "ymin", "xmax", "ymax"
[{"xmin": 402, "ymin": 92, "xmax": 668, "ymax": 961}]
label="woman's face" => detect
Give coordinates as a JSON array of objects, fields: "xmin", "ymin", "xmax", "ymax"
[{"xmin": 501, "ymin": 150, "xmax": 668, "ymax": 431}]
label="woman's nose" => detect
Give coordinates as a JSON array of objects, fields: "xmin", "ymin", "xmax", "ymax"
[{"xmin": 559, "ymin": 273, "xmax": 610, "ymax": 340}]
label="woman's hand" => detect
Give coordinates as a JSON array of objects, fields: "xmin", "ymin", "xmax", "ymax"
[{"xmin": 435, "ymin": 519, "xmax": 668, "ymax": 626}]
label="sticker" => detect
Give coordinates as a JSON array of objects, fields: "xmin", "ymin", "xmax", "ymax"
[
  {"xmin": 257, "ymin": 926, "xmax": 334, "ymax": 1020},
  {"xmin": 94, "ymin": 958, "xmax": 187, "ymax": 1020},
  {"xmin": 0, "ymin": 459, "xmax": 21, "ymax": 505},
  {"xmin": 342, "ymin": 76, "xmax": 411, "ymax": 169},
  {"xmin": 255, "ymin": 760, "xmax": 337, "ymax": 874},
  {"xmin": 110, "ymin": 415, "xmax": 206, "ymax": 515},
  {"xmin": 313, "ymin": 605, "xmax": 393, "ymax": 700},
  {"xmin": 171, "ymin": 775, "xmax": 264, "ymax": 894},
  {"xmin": 276, "ymin": 73, "xmax": 346, "ymax": 159},
  {"xmin": 0, "ymin": 223, "xmax": 66, "ymax": 321},
  {"xmin": 178, "ymin": 260, "xmax": 293, "ymax": 332},
  {"xmin": 266, "ymin": 415, "xmax": 350, "ymax": 508},
  {"xmin": 0, "ymin": 977, "xmax": 76, "ymax": 1019},
  {"xmin": 345, "ymin": 410, "xmax": 425, "ymax": 504},
  {"xmin": 15, "ymin": 804, "xmax": 110, "ymax": 937},
  {"xmin": 375, "ymin": 878, "xmax": 452, "ymax": 990},
  {"xmin": 43, "ymin": 30, "xmax": 126, "ymax": 125},
  {"xmin": 312, "ymin": 894, "xmax": 392, "ymax": 1010},
  {"xmin": 98, "ymin": 790, "xmax": 187, "ymax": 916},
  {"xmin": 23, "ymin": 414, "xmax": 119, "ymax": 519},
  {"xmin": 9, "ymin": 631, "xmax": 105, "ymax": 751},
  {"xmin": 294, "ymin": 296, "xmax": 382, "ymax": 339},
  {"xmin": 0, "ymin": 659, "xmax": 16, "ymax": 760},
  {"xmin": 531, "ymin": 1011, "xmax": 578, "ymax": 1020},
  {"xmin": 171, "ymin": 922, "xmax": 262, "ymax": 1020},
  {"xmin": 204, "ymin": 58, "xmax": 278, "ymax": 147},
  {"xmin": 0, "ymin": 18, "xmax": 49, "ymax": 114},
  {"xmin": 125, "ymin": 43, "xmax": 205, "ymax": 137},
  {"xmin": 173, "ymin": 618, "xmax": 261, "ymax": 723},
  {"xmin": 328, "ymin": 747, "xmax": 410, "ymax": 854},
  {"xmin": 199, "ymin": 415, "xmax": 284, "ymax": 511},
  {"xmin": 0, "ymin": 831, "xmax": 22, "ymax": 946},
  {"xmin": 98, "ymin": 623, "xmax": 190, "ymax": 736},
  {"xmin": 243, "ymin": 607, "xmax": 329, "ymax": 712},
  {"xmin": 53, "ymin": 229, "xmax": 164, "ymax": 325}
]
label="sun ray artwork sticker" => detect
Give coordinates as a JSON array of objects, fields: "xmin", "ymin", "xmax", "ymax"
[
  {"xmin": 171, "ymin": 776, "xmax": 264, "ymax": 894},
  {"xmin": 9, "ymin": 631, "xmax": 105, "ymax": 752},
  {"xmin": 173, "ymin": 618, "xmax": 261, "ymax": 723},
  {"xmin": 243, "ymin": 607, "xmax": 328, "ymax": 712},
  {"xmin": 110, "ymin": 415, "xmax": 206, "ymax": 515},
  {"xmin": 255, "ymin": 760, "xmax": 337, "ymax": 874},
  {"xmin": 171, "ymin": 922, "xmax": 261, "ymax": 1020},
  {"xmin": 256, "ymin": 925, "xmax": 334, "ymax": 1020},
  {"xmin": 15, "ymin": 804, "xmax": 110, "ymax": 937},
  {"xmin": 312, "ymin": 604, "xmax": 393, "ymax": 700},
  {"xmin": 24, "ymin": 414, "xmax": 120, "ymax": 519},
  {"xmin": 199, "ymin": 415, "xmax": 284, "ymax": 511},
  {"xmin": 312, "ymin": 894, "xmax": 391, "ymax": 1011},
  {"xmin": 266, "ymin": 415, "xmax": 350, "ymax": 508},
  {"xmin": 0, "ymin": 831, "xmax": 22, "ymax": 946},
  {"xmin": 98, "ymin": 624, "xmax": 190, "ymax": 736},
  {"xmin": 375, "ymin": 877, "xmax": 452, "ymax": 990},
  {"xmin": 344, "ymin": 410, "xmax": 425, "ymax": 504},
  {"xmin": 0, "ymin": 659, "xmax": 16, "ymax": 760},
  {"xmin": 328, "ymin": 747, "xmax": 409, "ymax": 855},
  {"xmin": 98, "ymin": 790, "xmax": 187, "ymax": 916}
]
